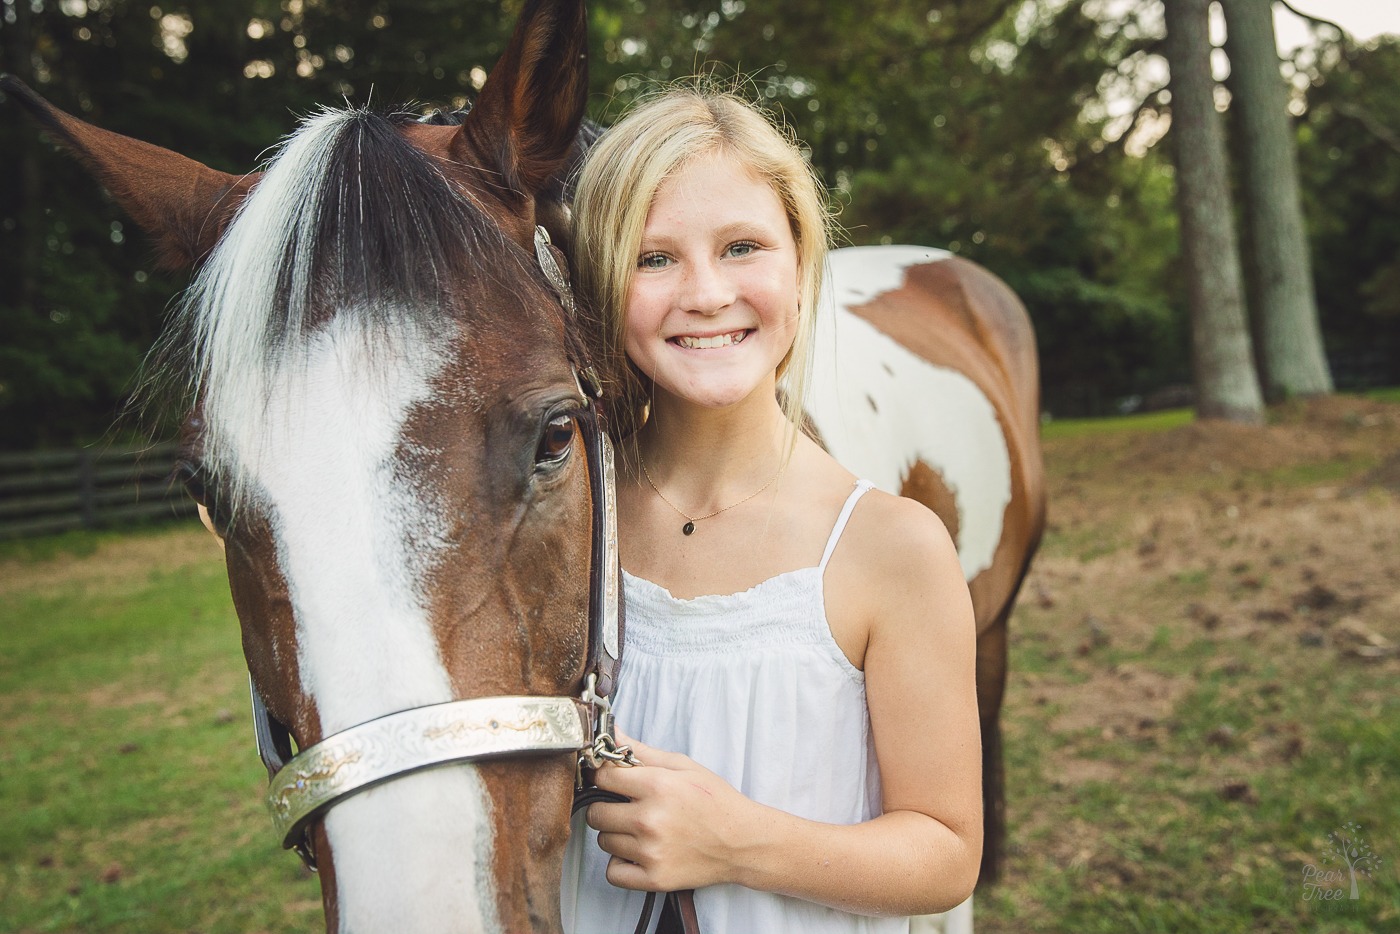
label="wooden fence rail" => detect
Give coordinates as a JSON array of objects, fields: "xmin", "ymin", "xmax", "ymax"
[{"xmin": 0, "ymin": 443, "xmax": 197, "ymax": 540}]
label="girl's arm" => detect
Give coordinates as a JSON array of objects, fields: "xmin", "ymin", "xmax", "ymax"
[{"xmin": 586, "ymin": 494, "xmax": 982, "ymax": 916}]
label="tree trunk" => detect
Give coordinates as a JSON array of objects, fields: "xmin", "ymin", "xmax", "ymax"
[
  {"xmin": 1222, "ymin": 0, "xmax": 1333, "ymax": 400},
  {"xmin": 1162, "ymin": 0, "xmax": 1265, "ymax": 423}
]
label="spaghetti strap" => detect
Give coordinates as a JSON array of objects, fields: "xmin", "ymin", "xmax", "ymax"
[{"xmin": 819, "ymin": 480, "xmax": 875, "ymax": 572}]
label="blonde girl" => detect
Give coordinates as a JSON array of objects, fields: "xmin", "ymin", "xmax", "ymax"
[{"xmin": 562, "ymin": 87, "xmax": 982, "ymax": 933}]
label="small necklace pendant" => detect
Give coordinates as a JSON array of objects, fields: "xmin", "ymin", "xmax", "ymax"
[{"xmin": 682, "ymin": 521, "xmax": 695, "ymax": 536}]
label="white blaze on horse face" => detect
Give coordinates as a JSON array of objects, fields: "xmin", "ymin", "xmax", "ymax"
[
  {"xmin": 805, "ymin": 245, "xmax": 1013, "ymax": 581},
  {"xmin": 193, "ymin": 108, "xmax": 502, "ymax": 933},
  {"xmin": 246, "ymin": 316, "xmax": 500, "ymax": 934}
]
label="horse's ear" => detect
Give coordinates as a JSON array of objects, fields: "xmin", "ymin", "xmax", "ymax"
[
  {"xmin": 1, "ymin": 75, "xmax": 258, "ymax": 269},
  {"xmin": 456, "ymin": 0, "xmax": 588, "ymax": 198}
]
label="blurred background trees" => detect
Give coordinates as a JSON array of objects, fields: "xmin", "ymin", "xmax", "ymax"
[
  {"xmin": 1222, "ymin": 0, "xmax": 1332, "ymax": 404},
  {"xmin": 2, "ymin": 0, "xmax": 1397, "ymax": 446},
  {"xmin": 1162, "ymin": 0, "xmax": 1266, "ymax": 423}
]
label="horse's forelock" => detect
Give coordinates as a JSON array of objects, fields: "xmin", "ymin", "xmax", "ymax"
[{"xmin": 152, "ymin": 106, "xmax": 521, "ymax": 508}]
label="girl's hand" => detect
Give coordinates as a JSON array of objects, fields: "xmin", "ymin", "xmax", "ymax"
[{"xmin": 585, "ymin": 734, "xmax": 761, "ymax": 892}]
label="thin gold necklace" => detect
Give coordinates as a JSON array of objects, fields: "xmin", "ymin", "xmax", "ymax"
[{"xmin": 640, "ymin": 455, "xmax": 782, "ymax": 536}]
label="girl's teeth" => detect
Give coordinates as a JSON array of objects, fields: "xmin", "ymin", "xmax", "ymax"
[{"xmin": 677, "ymin": 330, "xmax": 747, "ymax": 349}]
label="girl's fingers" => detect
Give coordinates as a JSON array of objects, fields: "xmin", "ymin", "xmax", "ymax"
[
  {"xmin": 595, "ymin": 830, "xmax": 644, "ymax": 863},
  {"xmin": 612, "ymin": 731, "xmax": 693, "ymax": 771},
  {"xmin": 605, "ymin": 855, "xmax": 654, "ymax": 892},
  {"xmin": 591, "ymin": 759, "xmax": 653, "ymax": 796},
  {"xmin": 583, "ymin": 799, "xmax": 632, "ymax": 832}
]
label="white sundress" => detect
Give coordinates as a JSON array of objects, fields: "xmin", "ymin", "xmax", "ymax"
[{"xmin": 561, "ymin": 479, "xmax": 915, "ymax": 934}]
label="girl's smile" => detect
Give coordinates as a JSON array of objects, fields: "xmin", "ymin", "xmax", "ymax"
[
  {"xmin": 624, "ymin": 151, "xmax": 801, "ymax": 411},
  {"xmin": 670, "ymin": 328, "xmax": 752, "ymax": 350}
]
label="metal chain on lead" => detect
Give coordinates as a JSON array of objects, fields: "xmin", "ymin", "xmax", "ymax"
[{"xmin": 578, "ymin": 672, "xmax": 641, "ymax": 773}]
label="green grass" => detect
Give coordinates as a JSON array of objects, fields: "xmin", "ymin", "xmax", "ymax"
[
  {"xmin": 1041, "ymin": 388, "xmax": 1400, "ymax": 441},
  {"xmin": 1040, "ymin": 407, "xmax": 1193, "ymax": 440},
  {"xmin": 0, "ymin": 535, "xmax": 321, "ymax": 934},
  {"xmin": 0, "ymin": 521, "xmax": 199, "ymax": 563},
  {"xmin": 0, "ymin": 528, "xmax": 121, "ymax": 563},
  {"xmin": 990, "ymin": 638, "xmax": 1400, "ymax": 933},
  {"xmin": 1247, "ymin": 456, "xmax": 1379, "ymax": 490},
  {"xmin": 1038, "ymin": 519, "xmax": 1130, "ymax": 562}
]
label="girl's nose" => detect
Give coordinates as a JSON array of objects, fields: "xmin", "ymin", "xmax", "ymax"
[{"xmin": 679, "ymin": 258, "xmax": 736, "ymax": 315}]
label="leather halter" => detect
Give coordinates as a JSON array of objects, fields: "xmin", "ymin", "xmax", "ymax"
[
  {"xmin": 244, "ymin": 227, "xmax": 697, "ymax": 932},
  {"xmin": 246, "ymin": 225, "xmax": 623, "ymax": 859}
]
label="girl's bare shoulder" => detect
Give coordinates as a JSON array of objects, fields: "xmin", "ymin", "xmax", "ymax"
[
  {"xmin": 855, "ymin": 488, "xmax": 959, "ymax": 575},
  {"xmin": 794, "ymin": 436, "xmax": 958, "ymax": 573},
  {"xmin": 827, "ymin": 483, "xmax": 971, "ymax": 640}
]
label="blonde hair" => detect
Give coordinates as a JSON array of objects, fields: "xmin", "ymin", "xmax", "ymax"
[{"xmin": 571, "ymin": 85, "xmax": 831, "ymax": 442}]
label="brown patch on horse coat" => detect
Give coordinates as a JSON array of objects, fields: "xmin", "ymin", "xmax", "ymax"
[
  {"xmin": 841, "ymin": 255, "xmax": 1046, "ymax": 641},
  {"xmin": 900, "ymin": 459, "xmax": 961, "ymax": 550}
]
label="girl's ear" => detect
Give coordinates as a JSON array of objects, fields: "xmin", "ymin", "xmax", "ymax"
[{"xmin": 3, "ymin": 76, "xmax": 259, "ymax": 269}]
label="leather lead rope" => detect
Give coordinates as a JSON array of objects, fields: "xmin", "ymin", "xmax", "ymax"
[{"xmin": 571, "ymin": 787, "xmax": 699, "ymax": 934}]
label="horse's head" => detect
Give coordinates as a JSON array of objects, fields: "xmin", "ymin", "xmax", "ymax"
[{"xmin": 5, "ymin": 1, "xmax": 604, "ymax": 929}]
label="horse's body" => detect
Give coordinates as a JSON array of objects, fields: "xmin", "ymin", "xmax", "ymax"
[
  {"xmin": 6, "ymin": 0, "xmax": 1042, "ymax": 928},
  {"xmin": 810, "ymin": 246, "xmax": 1046, "ymax": 890}
]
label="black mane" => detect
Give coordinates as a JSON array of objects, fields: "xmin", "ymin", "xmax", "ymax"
[{"xmin": 290, "ymin": 108, "xmax": 512, "ymax": 335}]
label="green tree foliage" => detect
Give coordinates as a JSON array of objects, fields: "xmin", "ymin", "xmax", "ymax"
[
  {"xmin": 1293, "ymin": 35, "xmax": 1400, "ymax": 389},
  {"xmin": 0, "ymin": 0, "xmax": 512, "ymax": 447},
  {"xmin": 2, "ymin": 0, "xmax": 1396, "ymax": 445}
]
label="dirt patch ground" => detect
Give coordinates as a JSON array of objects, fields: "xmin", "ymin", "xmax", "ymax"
[
  {"xmin": 983, "ymin": 395, "xmax": 1400, "ymax": 932},
  {"xmin": 1115, "ymin": 395, "xmax": 1397, "ymax": 476},
  {"xmin": 1028, "ymin": 394, "xmax": 1399, "ymax": 664}
]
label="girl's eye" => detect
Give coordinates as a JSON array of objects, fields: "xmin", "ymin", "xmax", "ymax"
[
  {"xmin": 638, "ymin": 252, "xmax": 670, "ymax": 270},
  {"xmin": 535, "ymin": 414, "xmax": 577, "ymax": 467},
  {"xmin": 726, "ymin": 240, "xmax": 760, "ymax": 258}
]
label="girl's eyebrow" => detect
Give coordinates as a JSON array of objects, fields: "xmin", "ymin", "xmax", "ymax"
[
  {"xmin": 714, "ymin": 220, "xmax": 779, "ymax": 238},
  {"xmin": 640, "ymin": 220, "xmax": 783, "ymax": 248}
]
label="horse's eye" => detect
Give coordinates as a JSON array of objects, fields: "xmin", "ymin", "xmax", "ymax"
[{"xmin": 536, "ymin": 414, "xmax": 577, "ymax": 467}]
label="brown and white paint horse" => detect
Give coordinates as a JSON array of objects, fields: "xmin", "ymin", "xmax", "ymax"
[
  {"xmin": 806, "ymin": 248, "xmax": 1046, "ymax": 898},
  {"xmin": 6, "ymin": 0, "xmax": 1042, "ymax": 929}
]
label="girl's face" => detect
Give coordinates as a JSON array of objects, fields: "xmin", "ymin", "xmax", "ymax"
[{"xmin": 623, "ymin": 151, "xmax": 800, "ymax": 413}]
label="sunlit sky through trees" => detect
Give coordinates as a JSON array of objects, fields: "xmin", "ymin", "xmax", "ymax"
[{"xmin": 1276, "ymin": 1, "xmax": 1400, "ymax": 51}]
